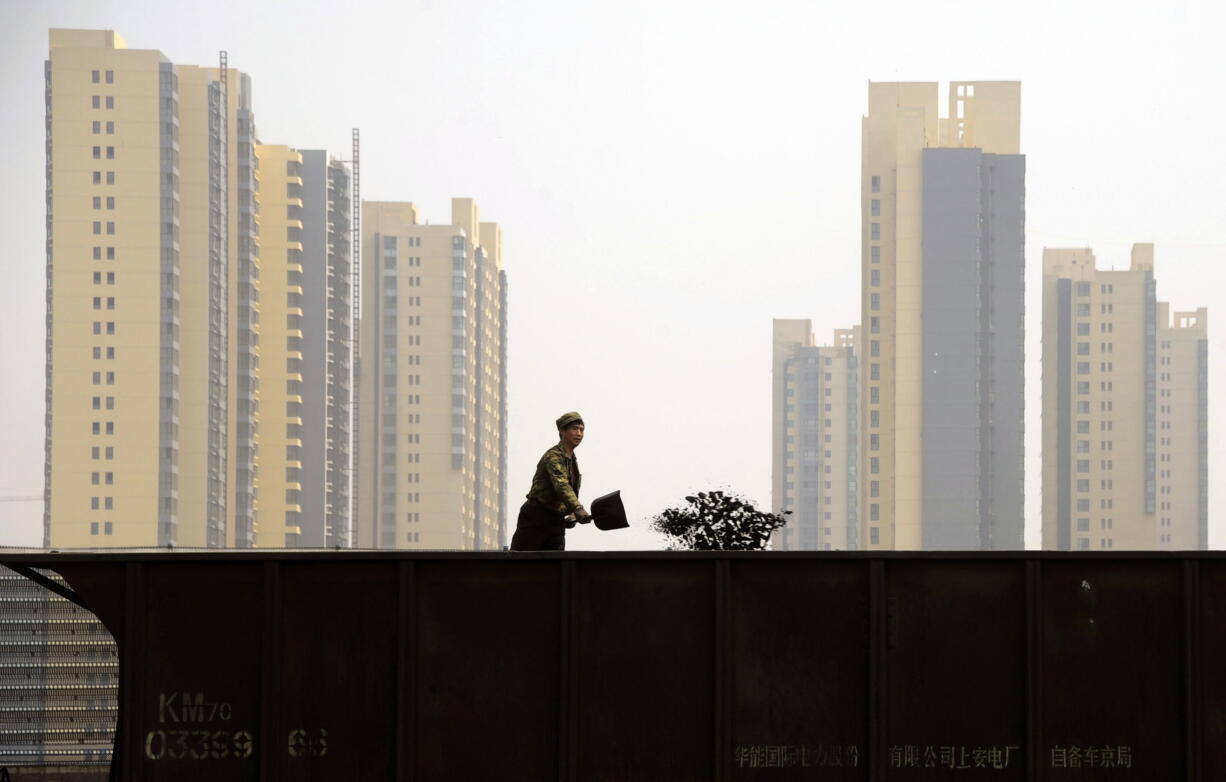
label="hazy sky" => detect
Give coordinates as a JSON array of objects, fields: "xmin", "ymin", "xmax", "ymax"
[{"xmin": 3, "ymin": 0, "xmax": 1225, "ymax": 549}]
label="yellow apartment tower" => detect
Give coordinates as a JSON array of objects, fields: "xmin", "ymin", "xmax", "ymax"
[
  {"xmin": 358, "ymin": 200, "xmax": 507, "ymax": 549},
  {"xmin": 252, "ymin": 146, "xmax": 353, "ymax": 547},
  {"xmin": 1041, "ymin": 244, "xmax": 1208, "ymax": 550},
  {"xmin": 44, "ymin": 30, "xmax": 258, "ymax": 547},
  {"xmin": 860, "ymin": 81, "xmax": 1025, "ymax": 550},
  {"xmin": 772, "ymin": 321, "xmax": 860, "ymax": 550}
]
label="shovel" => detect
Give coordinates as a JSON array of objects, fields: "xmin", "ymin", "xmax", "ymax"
[{"xmin": 565, "ymin": 490, "xmax": 629, "ymax": 531}]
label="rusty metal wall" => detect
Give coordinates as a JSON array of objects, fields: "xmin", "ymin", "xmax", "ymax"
[{"xmin": 1, "ymin": 551, "xmax": 1220, "ymax": 780}]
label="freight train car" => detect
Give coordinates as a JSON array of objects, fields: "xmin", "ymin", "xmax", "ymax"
[{"xmin": 2, "ymin": 550, "xmax": 1220, "ymax": 780}]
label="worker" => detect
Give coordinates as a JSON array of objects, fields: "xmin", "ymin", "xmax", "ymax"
[{"xmin": 511, "ymin": 411, "xmax": 589, "ymax": 551}]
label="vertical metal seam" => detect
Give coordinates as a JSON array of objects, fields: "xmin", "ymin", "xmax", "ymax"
[
  {"xmin": 124, "ymin": 562, "xmax": 145, "ymax": 782},
  {"xmin": 1027, "ymin": 559, "xmax": 1043, "ymax": 782},
  {"xmin": 714, "ymin": 559, "xmax": 729, "ymax": 781},
  {"xmin": 396, "ymin": 560, "xmax": 414, "ymax": 781},
  {"xmin": 1184, "ymin": 559, "xmax": 1200, "ymax": 782},
  {"xmin": 559, "ymin": 560, "xmax": 574, "ymax": 782},
  {"xmin": 260, "ymin": 561, "xmax": 282, "ymax": 780},
  {"xmin": 869, "ymin": 559, "xmax": 884, "ymax": 782}
]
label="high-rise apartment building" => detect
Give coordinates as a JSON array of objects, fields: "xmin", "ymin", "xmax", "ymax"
[
  {"xmin": 860, "ymin": 81, "xmax": 1024, "ymax": 550},
  {"xmin": 358, "ymin": 199, "xmax": 507, "ymax": 550},
  {"xmin": 299, "ymin": 151, "xmax": 354, "ymax": 547},
  {"xmin": 1041, "ymin": 244, "xmax": 1208, "ymax": 550},
  {"xmin": 0, "ymin": 566, "xmax": 116, "ymax": 765},
  {"xmin": 44, "ymin": 30, "xmax": 256, "ymax": 547},
  {"xmin": 236, "ymin": 145, "xmax": 354, "ymax": 549},
  {"xmin": 226, "ymin": 75, "xmax": 260, "ymax": 548},
  {"xmin": 771, "ymin": 320, "xmax": 859, "ymax": 550}
]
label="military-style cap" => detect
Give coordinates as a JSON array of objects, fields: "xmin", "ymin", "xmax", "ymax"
[{"xmin": 556, "ymin": 411, "xmax": 584, "ymax": 430}]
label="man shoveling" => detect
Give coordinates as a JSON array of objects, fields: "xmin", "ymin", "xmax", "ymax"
[{"xmin": 511, "ymin": 411, "xmax": 589, "ymax": 551}]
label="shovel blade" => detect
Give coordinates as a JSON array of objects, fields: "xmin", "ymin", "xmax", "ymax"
[{"xmin": 591, "ymin": 490, "xmax": 629, "ymax": 531}]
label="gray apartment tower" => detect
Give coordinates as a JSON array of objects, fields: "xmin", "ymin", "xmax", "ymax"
[{"xmin": 919, "ymin": 148, "xmax": 1025, "ymax": 549}]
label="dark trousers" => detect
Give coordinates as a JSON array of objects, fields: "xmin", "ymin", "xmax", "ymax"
[{"xmin": 511, "ymin": 501, "xmax": 566, "ymax": 551}]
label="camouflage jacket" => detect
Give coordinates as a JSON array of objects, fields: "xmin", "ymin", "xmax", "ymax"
[{"xmin": 526, "ymin": 444, "xmax": 583, "ymax": 515}]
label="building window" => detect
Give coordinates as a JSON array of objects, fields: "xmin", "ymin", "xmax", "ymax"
[
  {"xmin": 871, "ymin": 199, "xmax": 880, "ymax": 217},
  {"xmin": 870, "ymin": 269, "xmax": 880, "ymax": 287},
  {"xmin": 871, "ymin": 246, "xmax": 880, "ymax": 263},
  {"xmin": 91, "ymin": 70, "xmax": 100, "ymax": 83},
  {"xmin": 105, "ymin": 121, "xmax": 114, "ymax": 134},
  {"xmin": 870, "ymin": 293, "xmax": 880, "ymax": 311},
  {"xmin": 106, "ymin": 95, "xmax": 114, "ymax": 109},
  {"xmin": 871, "ymin": 223, "xmax": 880, "ymax": 241},
  {"xmin": 871, "ymin": 175, "xmax": 880, "ymax": 193}
]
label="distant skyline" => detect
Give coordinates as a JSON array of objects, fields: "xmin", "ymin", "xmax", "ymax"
[{"xmin": 3, "ymin": 0, "xmax": 1225, "ymax": 549}]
